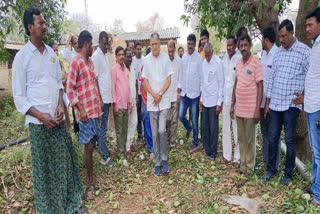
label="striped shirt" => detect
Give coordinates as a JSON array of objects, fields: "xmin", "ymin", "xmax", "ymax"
[
  {"xmin": 304, "ymin": 36, "xmax": 320, "ymax": 113},
  {"xmin": 266, "ymin": 39, "xmax": 310, "ymax": 111},
  {"xmin": 235, "ymin": 55, "xmax": 263, "ymax": 118}
]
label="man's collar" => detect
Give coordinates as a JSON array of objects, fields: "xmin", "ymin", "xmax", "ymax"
[{"xmin": 27, "ymin": 40, "xmax": 47, "ymax": 53}]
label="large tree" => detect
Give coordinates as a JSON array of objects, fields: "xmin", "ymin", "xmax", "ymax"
[
  {"xmin": 0, "ymin": 0, "xmax": 67, "ymax": 62},
  {"xmin": 182, "ymin": 0, "xmax": 320, "ymax": 160}
]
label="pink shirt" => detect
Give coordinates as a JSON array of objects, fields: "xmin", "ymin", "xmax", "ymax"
[
  {"xmin": 111, "ymin": 63, "xmax": 132, "ymax": 109},
  {"xmin": 235, "ymin": 55, "xmax": 263, "ymax": 118}
]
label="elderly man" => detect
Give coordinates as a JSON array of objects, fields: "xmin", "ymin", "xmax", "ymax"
[
  {"xmin": 67, "ymin": 30, "xmax": 104, "ymax": 199},
  {"xmin": 124, "ymin": 47, "xmax": 138, "ymax": 153},
  {"xmin": 91, "ymin": 31, "xmax": 115, "ymax": 166},
  {"xmin": 178, "ymin": 46, "xmax": 184, "ymax": 58},
  {"xmin": 142, "ymin": 33, "xmax": 172, "ymax": 176},
  {"xmin": 262, "ymin": 19, "xmax": 310, "ymax": 185},
  {"xmin": 231, "ymin": 35, "xmax": 263, "ymax": 178},
  {"xmin": 222, "ymin": 36, "xmax": 241, "ymax": 164},
  {"xmin": 304, "ymin": 7, "xmax": 320, "ymax": 205},
  {"xmin": 12, "ymin": 8, "xmax": 84, "ymax": 213},
  {"xmin": 166, "ymin": 40, "xmax": 181, "ymax": 146},
  {"xmin": 200, "ymin": 42, "xmax": 224, "ymax": 160},
  {"xmin": 178, "ymin": 34, "xmax": 202, "ymax": 151}
]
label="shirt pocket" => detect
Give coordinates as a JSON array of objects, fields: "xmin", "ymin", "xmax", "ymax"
[{"xmin": 238, "ymin": 70, "xmax": 255, "ymax": 87}]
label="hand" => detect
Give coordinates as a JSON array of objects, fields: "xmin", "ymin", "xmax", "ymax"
[
  {"xmin": 264, "ymin": 103, "xmax": 270, "ymax": 120},
  {"xmin": 55, "ymin": 104, "xmax": 64, "ymax": 124},
  {"xmin": 39, "ymin": 112, "xmax": 58, "ymax": 129},
  {"xmin": 293, "ymin": 92, "xmax": 304, "ymax": 105},
  {"xmin": 79, "ymin": 108, "xmax": 88, "ymax": 122},
  {"xmin": 230, "ymin": 105, "xmax": 235, "ymax": 119},
  {"xmin": 216, "ymin": 105, "xmax": 222, "ymax": 116},
  {"xmin": 254, "ymin": 109, "xmax": 260, "ymax": 123},
  {"xmin": 113, "ymin": 104, "xmax": 119, "ymax": 116},
  {"xmin": 128, "ymin": 102, "xmax": 133, "ymax": 113},
  {"xmin": 199, "ymin": 101, "xmax": 203, "ymax": 112},
  {"xmin": 152, "ymin": 93, "xmax": 161, "ymax": 105},
  {"xmin": 177, "ymin": 93, "xmax": 181, "ymax": 104}
]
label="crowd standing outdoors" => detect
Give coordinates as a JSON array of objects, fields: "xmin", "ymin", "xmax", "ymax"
[{"xmin": 11, "ymin": 6, "xmax": 320, "ymax": 213}]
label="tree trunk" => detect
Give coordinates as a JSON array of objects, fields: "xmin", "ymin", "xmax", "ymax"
[
  {"xmin": 294, "ymin": 0, "xmax": 318, "ymax": 161},
  {"xmin": 250, "ymin": 0, "xmax": 280, "ymax": 38}
]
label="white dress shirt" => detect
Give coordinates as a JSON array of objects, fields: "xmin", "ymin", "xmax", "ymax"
[
  {"xmin": 201, "ymin": 55, "xmax": 224, "ymax": 107},
  {"xmin": 168, "ymin": 55, "xmax": 181, "ymax": 103},
  {"xmin": 12, "ymin": 41, "xmax": 63, "ymax": 126},
  {"xmin": 91, "ymin": 47, "xmax": 112, "ymax": 104},
  {"xmin": 133, "ymin": 55, "xmax": 144, "ymax": 95},
  {"xmin": 128, "ymin": 64, "xmax": 137, "ymax": 105},
  {"xmin": 260, "ymin": 44, "xmax": 278, "ymax": 108},
  {"xmin": 222, "ymin": 51, "xmax": 241, "ymax": 106},
  {"xmin": 179, "ymin": 51, "xmax": 203, "ymax": 99},
  {"xmin": 141, "ymin": 52, "xmax": 173, "ymax": 111},
  {"xmin": 62, "ymin": 48, "xmax": 78, "ymax": 64},
  {"xmin": 305, "ymin": 36, "xmax": 320, "ymax": 113}
]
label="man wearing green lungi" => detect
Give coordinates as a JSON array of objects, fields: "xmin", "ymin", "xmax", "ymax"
[{"xmin": 12, "ymin": 8, "xmax": 86, "ymax": 214}]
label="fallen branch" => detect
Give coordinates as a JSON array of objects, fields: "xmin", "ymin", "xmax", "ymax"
[{"xmin": 1, "ymin": 176, "xmax": 8, "ymax": 198}]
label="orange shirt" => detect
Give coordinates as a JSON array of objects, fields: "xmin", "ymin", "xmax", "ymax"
[{"xmin": 235, "ymin": 55, "xmax": 263, "ymax": 118}]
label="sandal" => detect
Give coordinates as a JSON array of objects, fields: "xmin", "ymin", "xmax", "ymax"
[
  {"xmin": 76, "ymin": 207, "xmax": 89, "ymax": 214},
  {"xmin": 85, "ymin": 185, "xmax": 95, "ymax": 200}
]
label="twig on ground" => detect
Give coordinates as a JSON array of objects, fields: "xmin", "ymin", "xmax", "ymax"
[{"xmin": 1, "ymin": 176, "xmax": 8, "ymax": 198}]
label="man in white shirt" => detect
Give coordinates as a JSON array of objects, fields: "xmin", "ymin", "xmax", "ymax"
[
  {"xmin": 12, "ymin": 7, "xmax": 84, "ymax": 213},
  {"xmin": 142, "ymin": 33, "xmax": 172, "ymax": 176},
  {"xmin": 132, "ymin": 42, "xmax": 144, "ymax": 140},
  {"xmin": 124, "ymin": 47, "xmax": 138, "ymax": 153},
  {"xmin": 200, "ymin": 42, "xmax": 224, "ymax": 159},
  {"xmin": 91, "ymin": 31, "xmax": 115, "ymax": 166},
  {"xmin": 304, "ymin": 7, "xmax": 320, "ymax": 205},
  {"xmin": 222, "ymin": 36, "xmax": 241, "ymax": 164},
  {"xmin": 178, "ymin": 34, "xmax": 203, "ymax": 151},
  {"xmin": 260, "ymin": 27, "xmax": 280, "ymax": 170},
  {"xmin": 166, "ymin": 40, "xmax": 181, "ymax": 146}
]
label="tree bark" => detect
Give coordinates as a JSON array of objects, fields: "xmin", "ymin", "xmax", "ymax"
[{"xmin": 294, "ymin": 0, "xmax": 318, "ymax": 161}]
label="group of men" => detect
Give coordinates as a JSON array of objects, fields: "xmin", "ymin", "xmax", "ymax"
[{"xmin": 11, "ymin": 5, "xmax": 320, "ymax": 213}]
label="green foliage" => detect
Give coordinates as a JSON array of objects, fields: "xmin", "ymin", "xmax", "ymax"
[
  {"xmin": 181, "ymin": 0, "xmax": 291, "ymax": 39},
  {"xmin": 0, "ymin": 0, "xmax": 67, "ymax": 62}
]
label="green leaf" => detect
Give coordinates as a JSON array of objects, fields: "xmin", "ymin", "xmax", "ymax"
[
  {"xmin": 174, "ymin": 201, "xmax": 181, "ymax": 207},
  {"xmin": 262, "ymin": 194, "xmax": 270, "ymax": 201}
]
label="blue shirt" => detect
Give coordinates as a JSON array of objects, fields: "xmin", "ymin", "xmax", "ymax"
[{"xmin": 266, "ymin": 39, "xmax": 310, "ymax": 111}]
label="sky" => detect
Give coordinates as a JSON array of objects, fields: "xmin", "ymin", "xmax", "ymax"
[
  {"xmin": 66, "ymin": 0, "xmax": 191, "ymax": 44},
  {"xmin": 65, "ymin": 0, "xmax": 300, "ymax": 44}
]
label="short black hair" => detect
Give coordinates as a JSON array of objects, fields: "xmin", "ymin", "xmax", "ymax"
[
  {"xmin": 239, "ymin": 35, "xmax": 252, "ymax": 46},
  {"xmin": 134, "ymin": 41, "xmax": 142, "ymax": 49},
  {"xmin": 187, "ymin": 34, "xmax": 196, "ymax": 44},
  {"xmin": 306, "ymin": 7, "xmax": 320, "ymax": 23},
  {"xmin": 48, "ymin": 41, "xmax": 57, "ymax": 48},
  {"xmin": 150, "ymin": 32, "xmax": 160, "ymax": 40},
  {"xmin": 279, "ymin": 19, "xmax": 294, "ymax": 32},
  {"xmin": 78, "ymin": 30, "xmax": 92, "ymax": 49},
  {"xmin": 200, "ymin": 29, "xmax": 209, "ymax": 38},
  {"xmin": 262, "ymin": 27, "xmax": 276, "ymax": 43},
  {"xmin": 124, "ymin": 47, "xmax": 132, "ymax": 56},
  {"xmin": 226, "ymin": 35, "xmax": 237, "ymax": 44},
  {"xmin": 115, "ymin": 46, "xmax": 124, "ymax": 56},
  {"xmin": 178, "ymin": 46, "xmax": 184, "ymax": 51},
  {"xmin": 23, "ymin": 7, "xmax": 41, "ymax": 36},
  {"xmin": 99, "ymin": 31, "xmax": 108, "ymax": 43},
  {"xmin": 236, "ymin": 27, "xmax": 248, "ymax": 40}
]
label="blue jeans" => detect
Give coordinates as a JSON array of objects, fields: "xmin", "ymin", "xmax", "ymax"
[
  {"xmin": 307, "ymin": 111, "xmax": 320, "ymax": 203},
  {"xmin": 260, "ymin": 108, "xmax": 281, "ymax": 170},
  {"xmin": 98, "ymin": 103, "xmax": 110, "ymax": 160},
  {"xmin": 267, "ymin": 107, "xmax": 300, "ymax": 178},
  {"xmin": 179, "ymin": 95, "xmax": 199, "ymax": 147},
  {"xmin": 142, "ymin": 103, "xmax": 153, "ymax": 152},
  {"xmin": 137, "ymin": 95, "xmax": 143, "ymax": 138}
]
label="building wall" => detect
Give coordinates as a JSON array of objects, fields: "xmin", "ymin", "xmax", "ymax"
[{"xmin": 0, "ymin": 63, "xmax": 11, "ymax": 89}]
